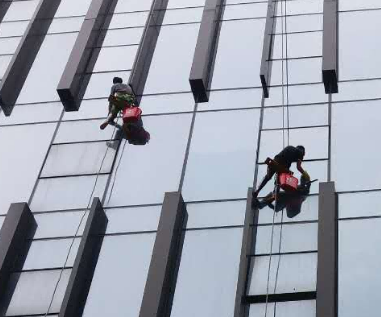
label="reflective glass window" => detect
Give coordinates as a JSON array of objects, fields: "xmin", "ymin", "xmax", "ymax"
[
  {"xmin": 82, "ymin": 234, "xmax": 155, "ymax": 317},
  {"xmin": 198, "ymin": 88, "xmax": 263, "ymax": 111},
  {"xmin": 271, "ymin": 58, "xmax": 322, "ymax": 85},
  {"xmin": 2, "ymin": 0, "xmax": 39, "ymax": 22},
  {"xmin": 332, "ymin": 101, "xmax": 381, "ymax": 191},
  {"xmin": 265, "ymin": 83, "xmax": 327, "ymax": 106},
  {"xmin": 92, "ymin": 46, "xmax": 138, "ymax": 72},
  {"xmin": 41, "ymin": 142, "xmax": 116, "ymax": 177},
  {"xmin": 182, "ymin": 109, "xmax": 260, "ymax": 201},
  {"xmin": 108, "ymin": 11, "xmax": 149, "ymax": 29},
  {"xmin": 33, "ymin": 211, "xmax": 88, "ymax": 239},
  {"xmin": 272, "ymin": 32, "xmax": 322, "ymax": 59},
  {"xmin": 163, "ymin": 8, "xmax": 204, "ymax": 24},
  {"xmin": 338, "ymin": 192, "xmax": 381, "ymax": 219},
  {"xmin": 22, "ymin": 238, "xmax": 80, "ymax": 270},
  {"xmin": 102, "ymin": 27, "xmax": 144, "ymax": 47},
  {"xmin": 262, "ymin": 104, "xmax": 328, "ymax": 129},
  {"xmin": 274, "ymin": 15, "xmax": 322, "ymax": 33},
  {"xmin": 114, "ymin": 0, "xmax": 154, "ymax": 13},
  {"xmin": 339, "ymin": 0, "xmax": 381, "ymax": 11},
  {"xmin": 55, "ymin": 0, "xmax": 92, "ymax": 17},
  {"xmin": 4, "ymin": 269, "xmax": 71, "ymax": 315},
  {"xmin": 257, "ymin": 195, "xmax": 318, "ymax": 224},
  {"xmin": 171, "ymin": 228, "xmax": 243, "ymax": 317},
  {"xmin": 275, "ymin": 0, "xmax": 323, "ymax": 15},
  {"xmin": 144, "ymin": 24, "xmax": 200, "ymax": 94},
  {"xmin": 186, "ymin": 201, "xmax": 246, "ymax": 229},
  {"xmin": 249, "ymin": 300, "xmax": 316, "ymax": 317},
  {"xmin": 259, "ymin": 127, "xmax": 329, "ymax": 161},
  {"xmin": 167, "ymin": 0, "xmax": 206, "ymax": 9},
  {"xmin": 0, "ymin": 123, "xmax": 56, "ymax": 214},
  {"xmin": 248, "ymin": 253, "xmax": 317, "ymax": 295},
  {"xmin": 140, "ymin": 93, "xmax": 195, "ymax": 114},
  {"xmin": 0, "ymin": 21, "xmax": 29, "ymax": 37},
  {"xmin": 0, "ymin": 55, "xmax": 12, "ymax": 79},
  {"xmin": 83, "ymin": 71, "xmax": 131, "ymax": 99},
  {"xmin": 339, "ymin": 11, "xmax": 381, "ymax": 80},
  {"xmin": 105, "ymin": 114, "xmax": 192, "ymax": 207},
  {"xmin": 255, "ymin": 223, "xmax": 318, "ymax": 254},
  {"xmin": 256, "ymin": 160, "xmax": 327, "ymax": 195},
  {"xmin": 0, "ymin": 37, "xmax": 21, "ymax": 54},
  {"xmin": 332, "ymin": 80, "xmax": 381, "ymax": 102},
  {"xmin": 104, "ymin": 205, "xmax": 161, "ymax": 234},
  {"xmin": 54, "ymin": 120, "xmax": 117, "ymax": 143},
  {"xmin": 48, "ymin": 17, "xmax": 84, "ymax": 34},
  {"xmin": 211, "ymin": 19, "xmax": 265, "ymax": 90},
  {"xmin": 222, "ymin": 2, "xmax": 268, "ymax": 20},
  {"xmin": 339, "ymin": 218, "xmax": 381, "ymax": 317},
  {"xmin": 63, "ymin": 99, "xmax": 108, "ymax": 121},
  {"xmin": 0, "ymin": 103, "xmax": 62, "ymax": 125},
  {"xmin": 31, "ymin": 175, "xmax": 108, "ymax": 212},
  {"xmin": 17, "ymin": 33, "xmax": 78, "ymax": 104}
]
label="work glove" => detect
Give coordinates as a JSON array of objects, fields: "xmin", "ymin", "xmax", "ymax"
[{"xmin": 302, "ymin": 170, "xmax": 310, "ymax": 182}]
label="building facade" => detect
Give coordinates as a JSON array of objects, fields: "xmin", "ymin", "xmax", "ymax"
[{"xmin": 0, "ymin": 0, "xmax": 378, "ymax": 316}]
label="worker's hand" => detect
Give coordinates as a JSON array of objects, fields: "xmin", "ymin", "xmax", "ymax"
[{"xmin": 302, "ymin": 170, "xmax": 310, "ymax": 181}]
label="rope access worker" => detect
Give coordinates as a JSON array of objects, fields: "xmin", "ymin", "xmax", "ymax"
[
  {"xmin": 255, "ymin": 171, "xmax": 313, "ymax": 218},
  {"xmin": 100, "ymin": 77, "xmax": 136, "ymax": 130},
  {"xmin": 252, "ymin": 145, "xmax": 309, "ymax": 201}
]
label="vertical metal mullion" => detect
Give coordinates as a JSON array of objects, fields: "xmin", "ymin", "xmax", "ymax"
[
  {"xmin": 139, "ymin": 192, "xmax": 187, "ymax": 317},
  {"xmin": 317, "ymin": 182, "xmax": 338, "ymax": 317},
  {"xmin": 322, "ymin": 0, "xmax": 338, "ymax": 94},
  {"xmin": 59, "ymin": 197, "xmax": 108, "ymax": 317}
]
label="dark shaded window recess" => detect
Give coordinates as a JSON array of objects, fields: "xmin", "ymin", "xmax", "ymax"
[
  {"xmin": 0, "ymin": 0, "xmax": 61, "ymax": 116},
  {"xmin": 59, "ymin": 197, "xmax": 108, "ymax": 317},
  {"xmin": 57, "ymin": 0, "xmax": 119, "ymax": 111},
  {"xmin": 317, "ymin": 182, "xmax": 337, "ymax": 317},
  {"xmin": 139, "ymin": 192, "xmax": 187, "ymax": 317},
  {"xmin": 244, "ymin": 291, "xmax": 316, "ymax": 304},
  {"xmin": 0, "ymin": 203, "xmax": 37, "ymax": 313},
  {"xmin": 260, "ymin": 0, "xmax": 278, "ymax": 98},
  {"xmin": 128, "ymin": 0, "xmax": 170, "ymax": 105},
  {"xmin": 189, "ymin": 0, "xmax": 225, "ymax": 103},
  {"xmin": 322, "ymin": 0, "xmax": 338, "ymax": 94}
]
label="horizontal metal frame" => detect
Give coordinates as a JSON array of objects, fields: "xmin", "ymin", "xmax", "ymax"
[
  {"xmin": 0, "ymin": 0, "xmax": 61, "ymax": 116},
  {"xmin": 189, "ymin": 0, "xmax": 225, "ymax": 103},
  {"xmin": 128, "ymin": 0, "xmax": 170, "ymax": 105},
  {"xmin": 317, "ymin": 182, "xmax": 338, "ymax": 317},
  {"xmin": 322, "ymin": 0, "xmax": 338, "ymax": 94},
  {"xmin": 139, "ymin": 192, "xmax": 187, "ymax": 317},
  {"xmin": 59, "ymin": 197, "xmax": 108, "ymax": 317},
  {"xmin": 57, "ymin": 0, "xmax": 118, "ymax": 111},
  {"xmin": 0, "ymin": 203, "xmax": 36, "ymax": 311},
  {"xmin": 245, "ymin": 291, "xmax": 316, "ymax": 304},
  {"xmin": 260, "ymin": 0, "xmax": 277, "ymax": 98}
]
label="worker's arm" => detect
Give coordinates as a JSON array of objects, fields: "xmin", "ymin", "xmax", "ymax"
[{"xmin": 297, "ymin": 159, "xmax": 305, "ymax": 174}]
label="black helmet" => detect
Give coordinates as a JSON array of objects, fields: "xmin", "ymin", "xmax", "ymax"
[
  {"xmin": 296, "ymin": 145, "xmax": 305, "ymax": 156},
  {"xmin": 113, "ymin": 77, "xmax": 123, "ymax": 84}
]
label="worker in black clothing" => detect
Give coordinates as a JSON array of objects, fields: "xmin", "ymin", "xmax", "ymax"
[
  {"xmin": 252, "ymin": 145, "xmax": 308, "ymax": 199},
  {"xmin": 100, "ymin": 77, "xmax": 136, "ymax": 130}
]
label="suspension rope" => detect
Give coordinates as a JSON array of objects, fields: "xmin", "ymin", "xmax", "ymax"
[
  {"xmin": 264, "ymin": 0, "xmax": 290, "ymax": 315},
  {"xmin": 43, "ymin": 118, "xmax": 121, "ymax": 316}
]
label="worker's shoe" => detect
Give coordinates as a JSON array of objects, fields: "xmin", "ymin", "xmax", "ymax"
[{"xmin": 100, "ymin": 121, "xmax": 109, "ymax": 130}]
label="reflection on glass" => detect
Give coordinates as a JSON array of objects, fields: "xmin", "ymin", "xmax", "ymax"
[
  {"xmin": 339, "ymin": 218, "xmax": 381, "ymax": 317},
  {"xmin": 5, "ymin": 269, "xmax": 71, "ymax": 315},
  {"xmin": 255, "ymin": 223, "xmax": 318, "ymax": 255},
  {"xmin": 182, "ymin": 109, "xmax": 260, "ymax": 201},
  {"xmin": 222, "ymin": 3, "xmax": 267, "ymax": 20},
  {"xmin": 171, "ymin": 228, "xmax": 243, "ymax": 317},
  {"xmin": 338, "ymin": 191, "xmax": 381, "ymax": 219},
  {"xmin": 248, "ymin": 253, "xmax": 317, "ymax": 295},
  {"xmin": 82, "ymin": 234, "xmax": 155, "ymax": 317}
]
